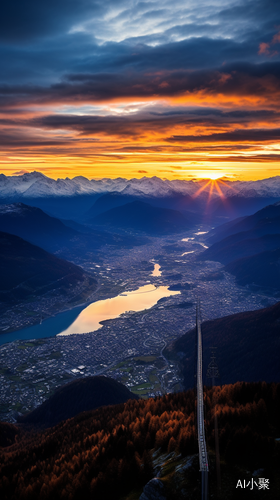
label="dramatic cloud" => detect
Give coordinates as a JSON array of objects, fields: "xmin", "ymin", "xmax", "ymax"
[{"xmin": 1, "ymin": 0, "xmax": 280, "ymax": 179}]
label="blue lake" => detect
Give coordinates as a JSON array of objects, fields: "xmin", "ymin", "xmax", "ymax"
[{"xmin": 0, "ymin": 284, "xmax": 180, "ymax": 345}]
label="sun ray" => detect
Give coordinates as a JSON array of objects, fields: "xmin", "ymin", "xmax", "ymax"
[
  {"xmin": 191, "ymin": 180, "xmax": 212, "ymax": 199},
  {"xmin": 218, "ymin": 179, "xmax": 239, "ymax": 194},
  {"xmin": 214, "ymin": 181, "xmax": 226, "ymax": 200},
  {"xmin": 206, "ymin": 181, "xmax": 215, "ymax": 208}
]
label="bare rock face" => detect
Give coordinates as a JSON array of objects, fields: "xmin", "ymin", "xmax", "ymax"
[{"xmin": 139, "ymin": 478, "xmax": 166, "ymax": 500}]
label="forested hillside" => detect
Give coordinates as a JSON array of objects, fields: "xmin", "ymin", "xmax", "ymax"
[{"xmin": 0, "ymin": 382, "xmax": 279, "ymax": 500}]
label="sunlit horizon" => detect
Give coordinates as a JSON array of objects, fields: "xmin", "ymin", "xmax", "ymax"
[{"xmin": 1, "ymin": 164, "xmax": 279, "ymax": 183}]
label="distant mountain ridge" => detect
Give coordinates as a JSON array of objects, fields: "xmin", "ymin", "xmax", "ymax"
[
  {"xmin": 207, "ymin": 203, "xmax": 280, "ymax": 244},
  {"xmin": 0, "ymin": 231, "xmax": 90, "ymax": 306},
  {"xmin": 201, "ymin": 233, "xmax": 280, "ymax": 265},
  {"xmin": 225, "ymin": 248, "xmax": 280, "ymax": 290},
  {"xmin": 0, "ymin": 202, "xmax": 77, "ymax": 252},
  {"xmin": 1, "ymin": 172, "xmax": 280, "ymax": 221},
  {"xmin": 85, "ymin": 191, "xmax": 203, "ymax": 222},
  {"xmin": 0, "ymin": 202, "xmax": 147, "ymax": 256},
  {"xmin": 200, "ymin": 202, "xmax": 280, "ymax": 291},
  {"xmin": 1, "ymin": 171, "xmax": 280, "ymax": 200},
  {"xmin": 90, "ymin": 200, "xmax": 191, "ymax": 234}
]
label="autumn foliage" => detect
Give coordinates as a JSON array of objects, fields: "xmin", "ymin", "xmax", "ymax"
[{"xmin": 0, "ymin": 382, "xmax": 279, "ymax": 500}]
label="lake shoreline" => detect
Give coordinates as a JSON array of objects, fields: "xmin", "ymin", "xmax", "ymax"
[
  {"xmin": 0, "ymin": 279, "xmax": 101, "ymax": 336},
  {"xmin": 0, "ymin": 277, "xmax": 179, "ymax": 345}
]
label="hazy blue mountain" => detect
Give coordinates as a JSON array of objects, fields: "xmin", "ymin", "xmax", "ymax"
[
  {"xmin": 225, "ymin": 247, "xmax": 280, "ymax": 291},
  {"xmin": 85, "ymin": 191, "xmax": 203, "ymax": 221},
  {"xmin": 208, "ymin": 195, "xmax": 280, "ymax": 220},
  {"xmin": 0, "ymin": 203, "xmax": 147, "ymax": 257},
  {"xmin": 200, "ymin": 233, "xmax": 280, "ymax": 265},
  {"xmin": 0, "ymin": 203, "xmax": 77, "ymax": 252},
  {"xmin": 2, "ymin": 173, "xmax": 280, "ymax": 223},
  {"xmin": 0, "ymin": 231, "xmax": 90, "ymax": 305},
  {"xmin": 59, "ymin": 218, "xmax": 93, "ymax": 232},
  {"xmin": 22, "ymin": 193, "xmax": 102, "ymax": 219},
  {"xmin": 85, "ymin": 192, "xmax": 139, "ymax": 218},
  {"xmin": 207, "ymin": 202, "xmax": 280, "ymax": 244},
  {"xmin": 17, "ymin": 376, "xmax": 138, "ymax": 427},
  {"xmin": 90, "ymin": 200, "xmax": 191, "ymax": 234},
  {"xmin": 166, "ymin": 301, "xmax": 280, "ymax": 389},
  {"xmin": 200, "ymin": 203, "xmax": 280, "ymax": 289}
]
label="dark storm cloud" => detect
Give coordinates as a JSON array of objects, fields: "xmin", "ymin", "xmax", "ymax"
[
  {"xmin": 0, "ymin": 128, "xmax": 71, "ymax": 147},
  {"xmin": 0, "ymin": 32, "xmax": 101, "ymax": 85},
  {"xmin": 0, "ymin": 0, "xmax": 122, "ymax": 42},
  {"xmin": 1, "ymin": 99, "xmax": 279, "ymax": 137},
  {"xmin": 28, "ymin": 108, "xmax": 278, "ymax": 135},
  {"xmin": 168, "ymin": 128, "xmax": 280, "ymax": 144},
  {"xmin": 1, "ymin": 59, "xmax": 280, "ymax": 111},
  {"xmin": 0, "ymin": 0, "xmax": 280, "ymax": 86},
  {"xmin": 0, "ymin": 34, "xmax": 260, "ymax": 87},
  {"xmin": 107, "ymin": 37, "xmax": 258, "ymax": 71},
  {"xmin": 150, "ymin": 108, "xmax": 277, "ymax": 120},
  {"xmin": 1, "ymin": 0, "xmax": 280, "ymax": 161},
  {"xmin": 217, "ymin": 0, "xmax": 278, "ymax": 28},
  {"xmin": 0, "ymin": 0, "xmax": 279, "ymax": 104},
  {"xmin": 1, "ymin": 105, "xmax": 278, "ymax": 153}
]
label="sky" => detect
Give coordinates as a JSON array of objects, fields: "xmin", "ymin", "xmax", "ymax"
[{"xmin": 1, "ymin": 0, "xmax": 280, "ymax": 181}]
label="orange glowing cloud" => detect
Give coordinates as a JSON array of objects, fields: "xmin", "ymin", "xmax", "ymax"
[
  {"xmin": 1, "ymin": 65, "xmax": 280, "ymax": 182},
  {"xmin": 259, "ymin": 31, "xmax": 280, "ymax": 57}
]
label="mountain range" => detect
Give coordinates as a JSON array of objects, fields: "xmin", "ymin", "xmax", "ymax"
[
  {"xmin": 206, "ymin": 202, "xmax": 280, "ymax": 244},
  {"xmin": 0, "ymin": 203, "xmax": 146, "ymax": 257},
  {"xmin": 200, "ymin": 202, "xmax": 280, "ymax": 291},
  {"xmin": 1, "ymin": 171, "xmax": 280, "ymax": 199},
  {"xmin": 225, "ymin": 248, "xmax": 280, "ymax": 290},
  {"xmin": 201, "ymin": 233, "xmax": 280, "ymax": 265},
  {"xmin": 1, "ymin": 172, "xmax": 280, "ymax": 220},
  {"xmin": 90, "ymin": 200, "xmax": 192, "ymax": 234},
  {"xmin": 85, "ymin": 191, "xmax": 202, "ymax": 219},
  {"xmin": 0, "ymin": 231, "xmax": 90, "ymax": 306}
]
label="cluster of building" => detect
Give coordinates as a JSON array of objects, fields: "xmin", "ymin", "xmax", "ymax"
[{"xmin": 0, "ymin": 229, "xmax": 276, "ymax": 422}]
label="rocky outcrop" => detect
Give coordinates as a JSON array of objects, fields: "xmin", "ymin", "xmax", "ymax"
[{"xmin": 139, "ymin": 478, "xmax": 166, "ymax": 500}]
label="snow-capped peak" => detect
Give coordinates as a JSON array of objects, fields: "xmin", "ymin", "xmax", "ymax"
[{"xmin": 1, "ymin": 172, "xmax": 280, "ymax": 200}]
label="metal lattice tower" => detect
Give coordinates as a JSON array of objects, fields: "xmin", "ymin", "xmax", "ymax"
[
  {"xmin": 207, "ymin": 347, "xmax": 221, "ymax": 498},
  {"xmin": 206, "ymin": 347, "xmax": 220, "ymax": 382}
]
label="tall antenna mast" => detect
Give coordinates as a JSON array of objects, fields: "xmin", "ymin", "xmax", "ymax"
[{"xmin": 207, "ymin": 347, "xmax": 221, "ymax": 497}]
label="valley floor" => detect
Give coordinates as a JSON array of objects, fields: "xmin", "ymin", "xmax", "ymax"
[{"xmin": 0, "ymin": 226, "xmax": 278, "ymax": 422}]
